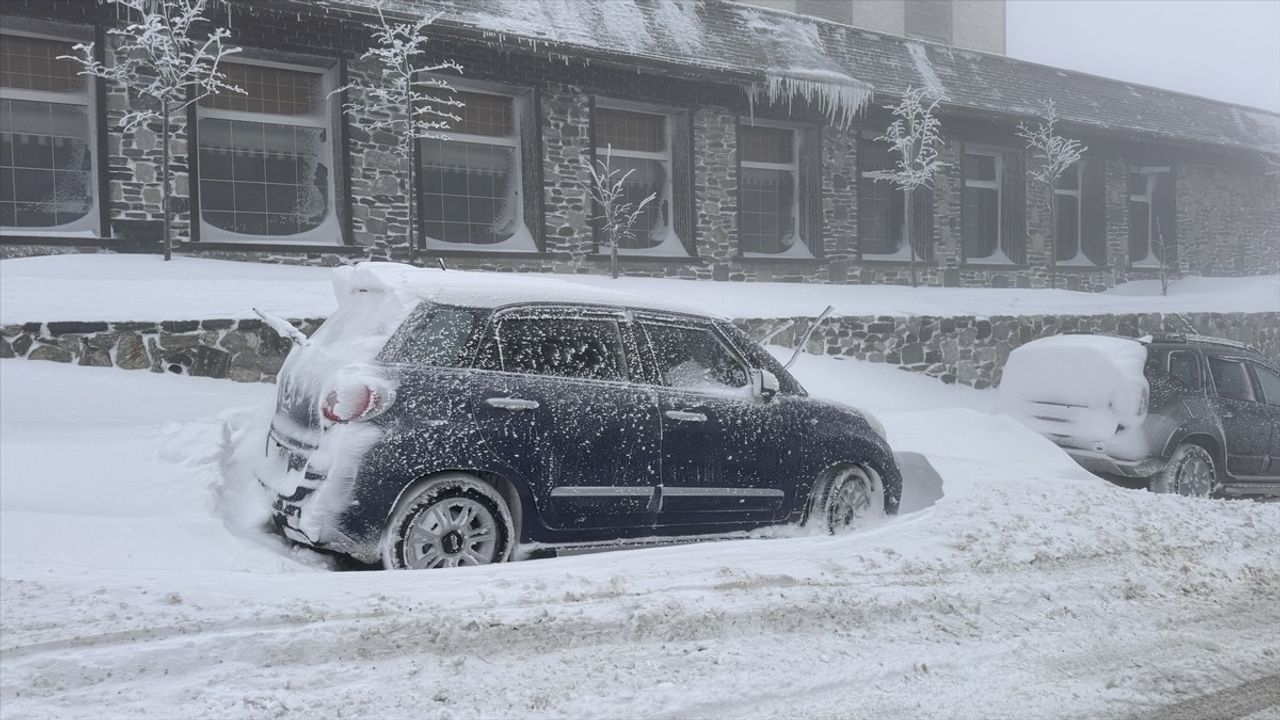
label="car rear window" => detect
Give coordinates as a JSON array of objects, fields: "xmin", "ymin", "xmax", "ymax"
[
  {"xmin": 1208, "ymin": 357, "xmax": 1255, "ymax": 402},
  {"xmin": 1167, "ymin": 351, "xmax": 1201, "ymax": 389},
  {"xmin": 379, "ymin": 304, "xmax": 485, "ymax": 367}
]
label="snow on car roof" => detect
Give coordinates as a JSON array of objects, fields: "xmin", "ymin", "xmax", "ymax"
[{"xmin": 336, "ymin": 262, "xmax": 715, "ymax": 317}]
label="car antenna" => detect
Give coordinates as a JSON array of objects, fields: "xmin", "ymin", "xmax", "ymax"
[{"xmin": 784, "ymin": 305, "xmax": 834, "ymax": 369}]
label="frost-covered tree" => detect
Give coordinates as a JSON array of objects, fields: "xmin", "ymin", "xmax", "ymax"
[
  {"xmin": 334, "ymin": 3, "xmax": 462, "ymax": 265},
  {"xmin": 579, "ymin": 146, "xmax": 657, "ymax": 279},
  {"xmin": 877, "ymin": 87, "xmax": 945, "ymax": 287},
  {"xmin": 1017, "ymin": 99, "xmax": 1087, "ymax": 288},
  {"xmin": 63, "ymin": 0, "xmax": 243, "ymax": 261}
]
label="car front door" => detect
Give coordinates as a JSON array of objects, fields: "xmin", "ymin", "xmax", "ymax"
[
  {"xmin": 1246, "ymin": 363, "xmax": 1280, "ymax": 476},
  {"xmin": 1206, "ymin": 355, "xmax": 1271, "ymax": 477},
  {"xmin": 471, "ymin": 307, "xmax": 660, "ymax": 532},
  {"xmin": 636, "ymin": 315, "xmax": 789, "ymax": 531}
]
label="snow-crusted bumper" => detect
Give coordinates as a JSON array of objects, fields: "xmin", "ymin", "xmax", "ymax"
[
  {"xmin": 1064, "ymin": 447, "xmax": 1166, "ymax": 479},
  {"xmin": 256, "ymin": 423, "xmax": 374, "ymax": 560}
]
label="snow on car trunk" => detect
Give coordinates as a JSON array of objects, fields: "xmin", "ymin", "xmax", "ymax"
[{"xmin": 997, "ymin": 334, "xmax": 1151, "ymax": 460}]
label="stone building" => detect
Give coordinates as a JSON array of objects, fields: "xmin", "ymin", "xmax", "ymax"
[
  {"xmin": 1, "ymin": 0, "xmax": 1277, "ymax": 290},
  {"xmin": 744, "ymin": 0, "xmax": 1006, "ymax": 54}
]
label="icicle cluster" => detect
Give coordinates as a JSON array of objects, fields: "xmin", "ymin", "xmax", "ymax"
[{"xmin": 746, "ymin": 74, "xmax": 872, "ymax": 129}]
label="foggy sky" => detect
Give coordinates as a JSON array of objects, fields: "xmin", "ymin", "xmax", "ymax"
[{"xmin": 1007, "ymin": 0, "xmax": 1280, "ymax": 114}]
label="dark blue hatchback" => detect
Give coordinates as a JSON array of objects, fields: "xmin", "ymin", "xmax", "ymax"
[{"xmin": 258, "ymin": 265, "xmax": 900, "ymax": 570}]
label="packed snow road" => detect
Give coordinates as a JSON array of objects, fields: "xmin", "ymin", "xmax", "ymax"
[{"xmin": 1, "ymin": 359, "xmax": 1277, "ymax": 719}]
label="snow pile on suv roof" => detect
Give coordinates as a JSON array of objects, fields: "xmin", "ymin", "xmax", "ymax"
[
  {"xmin": 337, "ymin": 262, "xmax": 707, "ymax": 316},
  {"xmin": 996, "ymin": 335, "xmax": 1151, "ymax": 459}
]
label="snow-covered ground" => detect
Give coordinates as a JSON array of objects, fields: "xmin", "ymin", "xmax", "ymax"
[
  {"xmin": 2, "ymin": 253, "xmax": 1276, "ymax": 324},
  {"xmin": 2, "ymin": 355, "xmax": 1277, "ymax": 719}
]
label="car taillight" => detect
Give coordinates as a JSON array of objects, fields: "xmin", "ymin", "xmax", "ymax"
[{"xmin": 320, "ymin": 367, "xmax": 395, "ymax": 424}]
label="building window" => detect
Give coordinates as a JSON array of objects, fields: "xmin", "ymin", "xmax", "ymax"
[
  {"xmin": 196, "ymin": 61, "xmax": 337, "ymax": 242},
  {"xmin": 419, "ymin": 89, "xmax": 534, "ymax": 251},
  {"xmin": 1128, "ymin": 167, "xmax": 1173, "ymax": 267},
  {"xmin": 962, "ymin": 150, "xmax": 1005, "ymax": 263},
  {"xmin": 1053, "ymin": 163, "xmax": 1085, "ymax": 264},
  {"xmin": 593, "ymin": 105, "xmax": 683, "ymax": 256},
  {"xmin": 0, "ymin": 33, "xmax": 97, "ymax": 235},
  {"xmin": 738, "ymin": 123, "xmax": 809, "ymax": 257},
  {"xmin": 905, "ymin": 0, "xmax": 953, "ymax": 44}
]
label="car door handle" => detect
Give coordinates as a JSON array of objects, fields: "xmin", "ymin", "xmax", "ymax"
[
  {"xmin": 665, "ymin": 410, "xmax": 708, "ymax": 422},
  {"xmin": 485, "ymin": 397, "xmax": 540, "ymax": 411}
]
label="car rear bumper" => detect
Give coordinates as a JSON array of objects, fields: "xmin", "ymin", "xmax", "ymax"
[{"xmin": 1065, "ymin": 448, "xmax": 1166, "ymax": 479}]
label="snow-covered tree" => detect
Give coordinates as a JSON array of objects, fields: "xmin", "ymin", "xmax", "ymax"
[
  {"xmin": 334, "ymin": 3, "xmax": 462, "ymax": 265},
  {"xmin": 1017, "ymin": 99, "xmax": 1087, "ymax": 288},
  {"xmin": 63, "ymin": 0, "xmax": 243, "ymax": 261},
  {"xmin": 579, "ymin": 146, "xmax": 657, "ymax": 279},
  {"xmin": 877, "ymin": 87, "xmax": 945, "ymax": 287}
]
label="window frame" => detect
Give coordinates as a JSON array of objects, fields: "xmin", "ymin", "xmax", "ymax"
[
  {"xmin": 961, "ymin": 146, "xmax": 1006, "ymax": 265},
  {"xmin": 417, "ymin": 81, "xmax": 534, "ymax": 252},
  {"xmin": 857, "ymin": 130, "xmax": 916, "ymax": 261},
  {"xmin": 193, "ymin": 54, "xmax": 342, "ymax": 245},
  {"xmin": 591, "ymin": 98, "xmax": 686, "ymax": 258},
  {"xmin": 736, "ymin": 118, "xmax": 812, "ymax": 258},
  {"xmin": 1207, "ymin": 355, "xmax": 1257, "ymax": 403},
  {"xmin": 1054, "ymin": 162, "xmax": 1092, "ymax": 266},
  {"xmin": 634, "ymin": 314, "xmax": 753, "ymax": 395},
  {"xmin": 1128, "ymin": 165, "xmax": 1169, "ymax": 268},
  {"xmin": 1249, "ymin": 363, "xmax": 1280, "ymax": 407},
  {"xmin": 0, "ymin": 27, "xmax": 101, "ymax": 238},
  {"xmin": 1166, "ymin": 349, "xmax": 1202, "ymax": 390}
]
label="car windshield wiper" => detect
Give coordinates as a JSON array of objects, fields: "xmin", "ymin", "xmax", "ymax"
[{"xmin": 253, "ymin": 307, "xmax": 311, "ymax": 348}]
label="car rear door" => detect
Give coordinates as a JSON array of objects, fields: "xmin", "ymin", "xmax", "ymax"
[
  {"xmin": 1246, "ymin": 362, "xmax": 1280, "ymax": 476},
  {"xmin": 470, "ymin": 307, "xmax": 660, "ymax": 532},
  {"xmin": 1206, "ymin": 355, "xmax": 1271, "ymax": 477},
  {"xmin": 635, "ymin": 315, "xmax": 789, "ymax": 530}
]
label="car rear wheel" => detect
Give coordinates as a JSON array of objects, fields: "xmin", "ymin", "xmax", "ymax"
[
  {"xmin": 381, "ymin": 474, "xmax": 514, "ymax": 570},
  {"xmin": 1150, "ymin": 444, "xmax": 1218, "ymax": 498},
  {"xmin": 819, "ymin": 467, "xmax": 886, "ymax": 534}
]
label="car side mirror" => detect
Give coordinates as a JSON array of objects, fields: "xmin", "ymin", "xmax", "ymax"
[{"xmin": 750, "ymin": 368, "xmax": 780, "ymax": 403}]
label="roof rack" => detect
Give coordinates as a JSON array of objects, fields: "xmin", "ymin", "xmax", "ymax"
[{"xmin": 1146, "ymin": 333, "xmax": 1260, "ymax": 354}]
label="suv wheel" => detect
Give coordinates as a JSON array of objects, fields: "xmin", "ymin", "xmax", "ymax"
[
  {"xmin": 1150, "ymin": 444, "xmax": 1219, "ymax": 498},
  {"xmin": 382, "ymin": 475, "xmax": 514, "ymax": 570},
  {"xmin": 818, "ymin": 467, "xmax": 886, "ymax": 534}
]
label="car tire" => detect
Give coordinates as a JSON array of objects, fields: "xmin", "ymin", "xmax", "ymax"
[
  {"xmin": 381, "ymin": 474, "xmax": 514, "ymax": 570},
  {"xmin": 816, "ymin": 466, "xmax": 886, "ymax": 534},
  {"xmin": 1150, "ymin": 443, "xmax": 1219, "ymax": 498}
]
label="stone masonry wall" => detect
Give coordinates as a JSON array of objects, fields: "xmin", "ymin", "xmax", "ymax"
[{"xmin": 3, "ymin": 311, "xmax": 1277, "ymax": 390}]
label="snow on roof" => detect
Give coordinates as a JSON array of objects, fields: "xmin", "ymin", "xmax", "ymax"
[
  {"xmin": 340, "ymin": 262, "xmax": 713, "ymax": 316},
  {"xmin": 292, "ymin": 0, "xmax": 1279, "ymax": 154}
]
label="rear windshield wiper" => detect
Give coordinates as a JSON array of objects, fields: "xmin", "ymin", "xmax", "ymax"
[{"xmin": 253, "ymin": 307, "xmax": 311, "ymax": 348}]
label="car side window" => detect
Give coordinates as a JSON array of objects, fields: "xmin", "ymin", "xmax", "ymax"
[
  {"xmin": 1167, "ymin": 350, "xmax": 1201, "ymax": 389},
  {"xmin": 1251, "ymin": 365, "xmax": 1280, "ymax": 407},
  {"xmin": 497, "ymin": 317, "xmax": 626, "ymax": 382},
  {"xmin": 640, "ymin": 322, "xmax": 748, "ymax": 392},
  {"xmin": 1207, "ymin": 356, "xmax": 1256, "ymax": 402}
]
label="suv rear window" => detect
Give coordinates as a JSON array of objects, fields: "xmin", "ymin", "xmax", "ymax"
[
  {"xmin": 1167, "ymin": 351, "xmax": 1201, "ymax": 389},
  {"xmin": 1208, "ymin": 357, "xmax": 1256, "ymax": 402}
]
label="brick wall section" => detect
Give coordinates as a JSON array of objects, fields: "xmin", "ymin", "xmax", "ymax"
[
  {"xmin": 1, "ymin": 0, "xmax": 1276, "ymax": 289},
  {"xmin": 3, "ymin": 311, "xmax": 1277, "ymax": 390}
]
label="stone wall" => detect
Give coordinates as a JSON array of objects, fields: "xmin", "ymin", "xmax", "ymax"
[
  {"xmin": 3, "ymin": 311, "xmax": 1277, "ymax": 390},
  {"xmin": 738, "ymin": 311, "xmax": 1280, "ymax": 388}
]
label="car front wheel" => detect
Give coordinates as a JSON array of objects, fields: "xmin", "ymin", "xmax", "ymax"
[
  {"xmin": 818, "ymin": 467, "xmax": 886, "ymax": 534},
  {"xmin": 1150, "ymin": 443, "xmax": 1218, "ymax": 498},
  {"xmin": 381, "ymin": 474, "xmax": 514, "ymax": 570}
]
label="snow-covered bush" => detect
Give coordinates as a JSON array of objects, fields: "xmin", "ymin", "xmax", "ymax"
[
  {"xmin": 1017, "ymin": 100, "xmax": 1087, "ymax": 288},
  {"xmin": 876, "ymin": 87, "xmax": 946, "ymax": 286},
  {"xmin": 578, "ymin": 146, "xmax": 658, "ymax": 279},
  {"xmin": 63, "ymin": 0, "xmax": 243, "ymax": 261}
]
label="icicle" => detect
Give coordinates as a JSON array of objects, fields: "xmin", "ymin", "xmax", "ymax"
[{"xmin": 745, "ymin": 74, "xmax": 873, "ymax": 129}]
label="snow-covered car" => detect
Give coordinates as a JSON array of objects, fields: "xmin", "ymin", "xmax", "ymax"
[
  {"xmin": 998, "ymin": 333, "xmax": 1280, "ymax": 498},
  {"xmin": 257, "ymin": 263, "xmax": 901, "ymax": 569}
]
